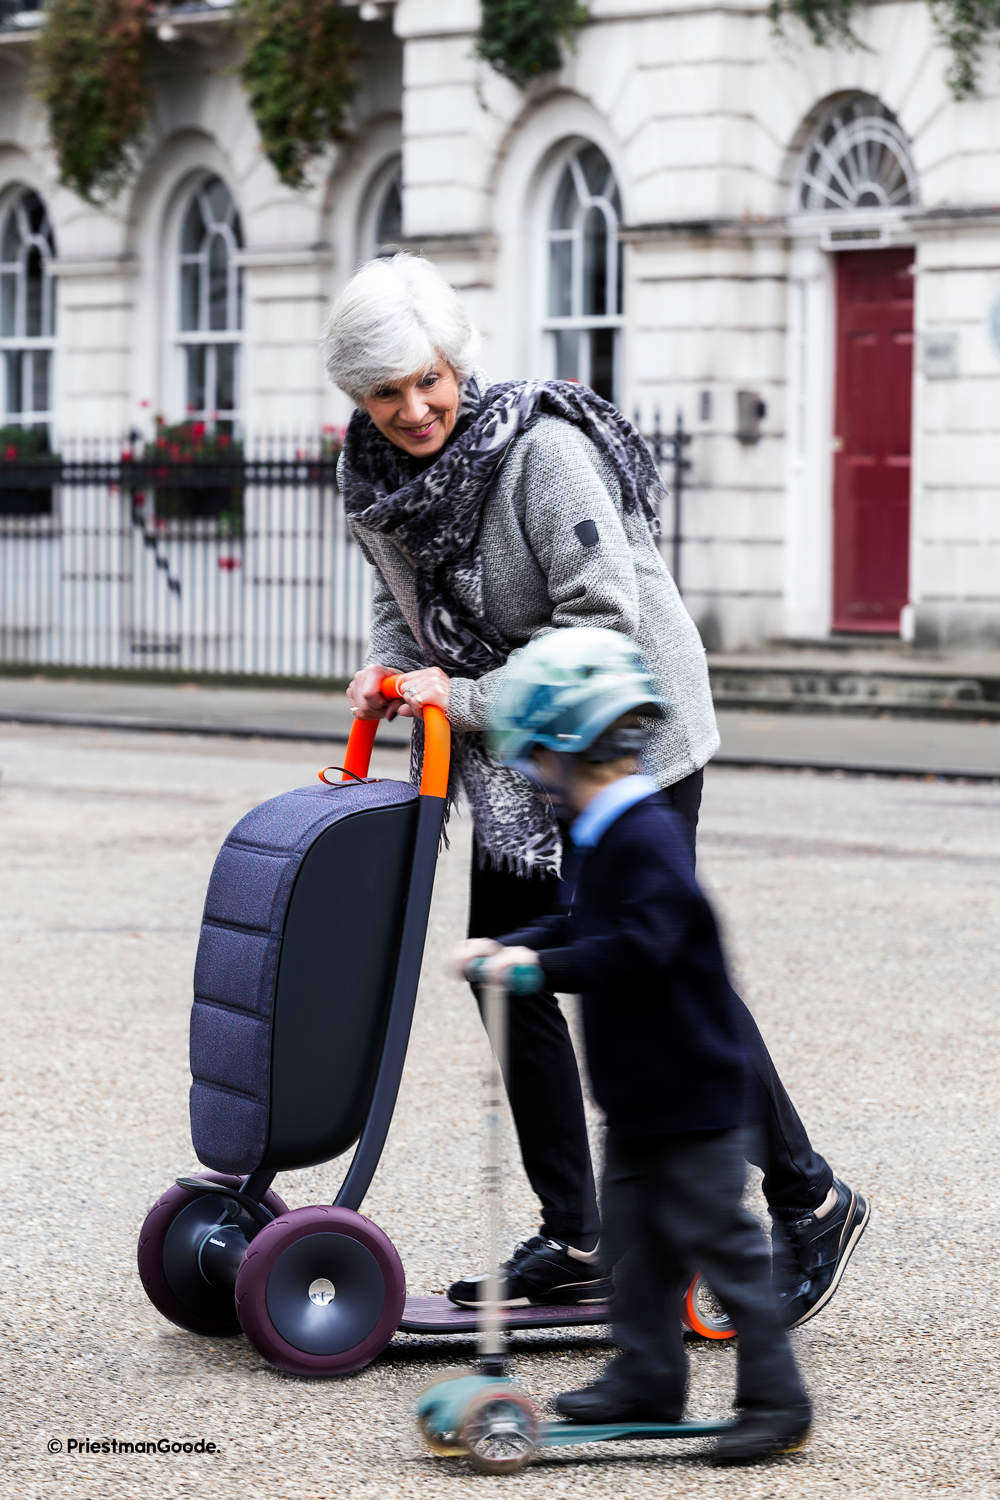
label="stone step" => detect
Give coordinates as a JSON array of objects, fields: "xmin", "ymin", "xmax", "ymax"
[{"xmin": 707, "ymin": 656, "xmax": 1000, "ymax": 720}]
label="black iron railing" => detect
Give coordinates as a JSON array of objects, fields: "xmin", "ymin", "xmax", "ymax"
[
  {"xmin": 0, "ymin": 436, "xmax": 371, "ymax": 678},
  {"xmin": 637, "ymin": 408, "xmax": 693, "ymax": 594}
]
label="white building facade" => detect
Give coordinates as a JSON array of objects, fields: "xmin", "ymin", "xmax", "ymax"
[{"xmin": 1, "ymin": 0, "xmax": 999, "ymax": 655}]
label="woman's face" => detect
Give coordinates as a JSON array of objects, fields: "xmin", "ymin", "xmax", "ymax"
[{"xmin": 364, "ymin": 362, "xmax": 461, "ymax": 459}]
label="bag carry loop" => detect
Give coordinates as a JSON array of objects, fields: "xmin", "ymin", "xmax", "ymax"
[{"xmin": 337, "ymin": 674, "xmax": 451, "ymax": 798}]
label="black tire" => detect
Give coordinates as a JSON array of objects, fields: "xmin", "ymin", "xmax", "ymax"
[
  {"xmin": 137, "ymin": 1172, "xmax": 288, "ymax": 1336},
  {"xmin": 235, "ymin": 1205, "xmax": 405, "ymax": 1376}
]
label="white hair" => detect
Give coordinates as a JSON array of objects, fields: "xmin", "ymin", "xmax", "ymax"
[{"xmin": 321, "ymin": 253, "xmax": 481, "ymax": 405}]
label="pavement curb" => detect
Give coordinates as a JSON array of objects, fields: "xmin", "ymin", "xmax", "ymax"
[
  {"xmin": 711, "ymin": 753, "xmax": 1000, "ymax": 782},
  {"xmin": 2, "ymin": 708, "xmax": 997, "ymax": 780}
]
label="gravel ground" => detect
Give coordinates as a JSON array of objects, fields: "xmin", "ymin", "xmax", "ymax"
[{"xmin": 1, "ymin": 723, "xmax": 998, "ymax": 1499}]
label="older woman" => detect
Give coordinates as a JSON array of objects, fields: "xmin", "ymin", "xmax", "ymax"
[{"xmin": 322, "ymin": 254, "xmax": 867, "ymax": 1326}]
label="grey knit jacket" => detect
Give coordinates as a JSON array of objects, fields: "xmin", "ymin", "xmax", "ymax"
[{"xmin": 347, "ymin": 416, "xmax": 719, "ymax": 829}]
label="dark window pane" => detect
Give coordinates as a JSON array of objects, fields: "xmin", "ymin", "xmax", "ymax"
[
  {"xmin": 230, "ymin": 210, "xmax": 243, "ymax": 250},
  {"xmin": 180, "ymin": 263, "xmax": 200, "ymax": 331},
  {"xmin": 550, "ymin": 165, "xmax": 578, "ymax": 230},
  {"xmin": 1, "ymin": 272, "xmax": 16, "ymax": 336},
  {"xmin": 5, "ymin": 351, "xmax": 22, "ymax": 415},
  {"xmin": 209, "ymin": 234, "xmax": 229, "ymax": 330},
  {"xmin": 554, "ymin": 329, "xmax": 580, "ymax": 382},
  {"xmin": 206, "ymin": 176, "xmax": 232, "ymax": 227},
  {"xmin": 181, "ymin": 195, "xmax": 206, "ymax": 253},
  {"xmin": 31, "ymin": 350, "xmax": 49, "ymax": 413},
  {"xmin": 376, "ymin": 175, "xmax": 402, "ymax": 247},
  {"xmin": 588, "ymin": 328, "xmax": 616, "ymax": 403},
  {"xmin": 25, "ymin": 246, "xmax": 42, "ymax": 335},
  {"xmin": 235, "ymin": 266, "xmax": 243, "ymax": 331},
  {"xmin": 2, "ymin": 208, "xmax": 20, "ymax": 262},
  {"xmin": 548, "ymin": 238, "xmax": 573, "ymax": 317},
  {"xmin": 582, "ymin": 206, "xmax": 608, "ymax": 316},
  {"xmin": 186, "ymin": 345, "xmax": 206, "ymax": 413},
  {"xmin": 578, "ymin": 144, "xmax": 610, "ymax": 195},
  {"xmin": 215, "ymin": 344, "xmax": 237, "ymax": 413},
  {"xmin": 25, "ymin": 191, "xmax": 45, "ymax": 235}
]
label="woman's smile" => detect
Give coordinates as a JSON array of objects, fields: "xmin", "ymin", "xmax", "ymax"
[{"xmin": 365, "ymin": 363, "xmax": 461, "ymax": 457}]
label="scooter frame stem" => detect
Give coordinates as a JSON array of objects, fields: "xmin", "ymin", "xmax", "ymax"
[{"xmin": 480, "ymin": 976, "xmax": 507, "ymax": 1377}]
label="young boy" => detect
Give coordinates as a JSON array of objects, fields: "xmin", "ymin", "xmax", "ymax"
[{"xmin": 453, "ymin": 626, "xmax": 811, "ymax": 1466}]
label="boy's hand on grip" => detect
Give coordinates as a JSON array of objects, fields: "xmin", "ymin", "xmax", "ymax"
[
  {"xmin": 485, "ymin": 946, "xmax": 541, "ymax": 979},
  {"xmin": 452, "ymin": 937, "xmax": 499, "ymax": 979}
]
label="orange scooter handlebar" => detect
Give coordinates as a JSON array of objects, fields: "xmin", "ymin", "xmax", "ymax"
[{"xmin": 337, "ymin": 674, "xmax": 451, "ymax": 799}]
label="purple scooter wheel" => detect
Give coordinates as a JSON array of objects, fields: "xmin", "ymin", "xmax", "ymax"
[
  {"xmin": 137, "ymin": 1172, "xmax": 289, "ymax": 1336},
  {"xmin": 235, "ymin": 1205, "xmax": 405, "ymax": 1376}
]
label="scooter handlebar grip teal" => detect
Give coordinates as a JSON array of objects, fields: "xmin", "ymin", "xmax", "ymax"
[{"xmin": 465, "ymin": 958, "xmax": 545, "ymax": 994}]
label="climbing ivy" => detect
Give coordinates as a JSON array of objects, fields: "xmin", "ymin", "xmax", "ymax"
[
  {"xmin": 926, "ymin": 0, "xmax": 1000, "ymax": 97},
  {"xmin": 476, "ymin": 0, "xmax": 589, "ymax": 87},
  {"xmin": 768, "ymin": 0, "xmax": 866, "ymax": 49},
  {"xmin": 233, "ymin": 0, "xmax": 360, "ymax": 190},
  {"xmin": 771, "ymin": 0, "xmax": 1000, "ymax": 97},
  {"xmin": 35, "ymin": 0, "xmax": 150, "ymax": 205}
]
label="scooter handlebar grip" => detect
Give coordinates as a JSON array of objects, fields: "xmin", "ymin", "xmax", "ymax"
[
  {"xmin": 465, "ymin": 958, "xmax": 544, "ymax": 994},
  {"xmin": 339, "ymin": 674, "xmax": 452, "ymax": 793}
]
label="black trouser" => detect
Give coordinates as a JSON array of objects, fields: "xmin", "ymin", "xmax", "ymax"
[
  {"xmin": 601, "ymin": 1127, "xmax": 809, "ymax": 1414},
  {"xmin": 466, "ymin": 769, "xmax": 833, "ymax": 1245}
]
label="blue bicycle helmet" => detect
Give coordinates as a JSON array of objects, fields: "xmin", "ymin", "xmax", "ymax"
[{"xmin": 490, "ymin": 627, "xmax": 667, "ymax": 766}]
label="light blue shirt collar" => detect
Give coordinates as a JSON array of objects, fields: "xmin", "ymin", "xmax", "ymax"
[{"xmin": 570, "ymin": 774, "xmax": 658, "ymax": 849}]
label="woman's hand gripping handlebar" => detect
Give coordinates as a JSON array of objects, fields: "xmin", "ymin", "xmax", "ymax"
[{"xmin": 336, "ymin": 673, "xmax": 451, "ymax": 798}]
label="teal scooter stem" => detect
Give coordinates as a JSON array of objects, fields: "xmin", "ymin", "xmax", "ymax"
[{"xmin": 415, "ymin": 958, "xmax": 736, "ymax": 1475}]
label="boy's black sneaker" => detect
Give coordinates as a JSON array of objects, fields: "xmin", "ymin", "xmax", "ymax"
[
  {"xmin": 772, "ymin": 1178, "xmax": 871, "ymax": 1329},
  {"xmin": 712, "ymin": 1407, "xmax": 812, "ymax": 1465},
  {"xmin": 556, "ymin": 1378, "xmax": 683, "ymax": 1425},
  {"xmin": 446, "ymin": 1235, "xmax": 613, "ymax": 1308}
]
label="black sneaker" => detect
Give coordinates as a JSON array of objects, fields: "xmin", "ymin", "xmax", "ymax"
[
  {"xmin": 712, "ymin": 1406, "xmax": 812, "ymax": 1465},
  {"xmin": 772, "ymin": 1178, "xmax": 871, "ymax": 1329},
  {"xmin": 446, "ymin": 1235, "xmax": 613, "ymax": 1308},
  {"xmin": 556, "ymin": 1377, "xmax": 683, "ymax": 1426}
]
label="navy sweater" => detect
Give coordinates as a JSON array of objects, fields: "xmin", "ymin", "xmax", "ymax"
[{"xmin": 500, "ymin": 792, "xmax": 751, "ymax": 1138}]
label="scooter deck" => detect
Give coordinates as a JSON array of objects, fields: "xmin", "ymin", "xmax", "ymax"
[
  {"xmin": 399, "ymin": 1294, "xmax": 611, "ymax": 1334},
  {"xmin": 537, "ymin": 1418, "xmax": 734, "ymax": 1447}
]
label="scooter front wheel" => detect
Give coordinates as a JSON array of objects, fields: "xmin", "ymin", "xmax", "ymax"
[
  {"xmin": 137, "ymin": 1172, "xmax": 289, "ymax": 1336},
  {"xmin": 458, "ymin": 1388, "xmax": 540, "ymax": 1474},
  {"xmin": 681, "ymin": 1273, "xmax": 736, "ymax": 1340},
  {"xmin": 235, "ymin": 1205, "xmax": 405, "ymax": 1376}
]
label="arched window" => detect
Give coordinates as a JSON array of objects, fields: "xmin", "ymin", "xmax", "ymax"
[
  {"xmin": 797, "ymin": 96, "xmax": 918, "ymax": 213},
  {"xmin": 0, "ymin": 188, "xmax": 56, "ymax": 435},
  {"xmin": 544, "ymin": 143, "xmax": 623, "ymax": 403},
  {"xmin": 177, "ymin": 176, "xmax": 243, "ymax": 432}
]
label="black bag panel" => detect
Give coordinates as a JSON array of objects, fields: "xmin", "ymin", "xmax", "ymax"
[
  {"xmin": 189, "ymin": 778, "xmax": 420, "ymax": 1176},
  {"xmin": 263, "ymin": 797, "xmax": 419, "ymax": 1171}
]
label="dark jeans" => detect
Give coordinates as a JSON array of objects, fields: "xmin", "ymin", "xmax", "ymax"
[
  {"xmin": 466, "ymin": 768, "xmax": 833, "ymax": 1245},
  {"xmin": 601, "ymin": 1127, "xmax": 809, "ymax": 1414}
]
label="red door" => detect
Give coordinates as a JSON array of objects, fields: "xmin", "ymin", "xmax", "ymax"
[{"xmin": 832, "ymin": 249, "xmax": 914, "ymax": 632}]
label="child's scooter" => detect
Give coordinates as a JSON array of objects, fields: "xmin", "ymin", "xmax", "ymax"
[{"xmin": 416, "ymin": 962, "xmax": 736, "ymax": 1473}]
